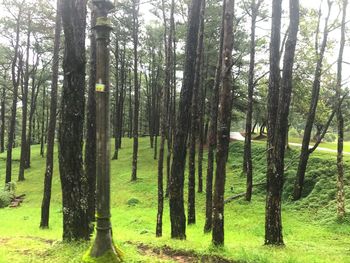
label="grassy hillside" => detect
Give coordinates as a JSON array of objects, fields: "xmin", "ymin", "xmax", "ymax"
[{"xmin": 0, "ymin": 138, "xmax": 349, "ymax": 262}]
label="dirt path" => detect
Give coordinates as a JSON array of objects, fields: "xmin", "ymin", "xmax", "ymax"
[
  {"xmin": 288, "ymin": 142, "xmax": 350, "ymax": 155},
  {"xmin": 134, "ymin": 242, "xmax": 236, "ymax": 263}
]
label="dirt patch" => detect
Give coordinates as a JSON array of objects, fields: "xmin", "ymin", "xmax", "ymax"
[
  {"xmin": 136, "ymin": 243, "xmax": 236, "ymax": 263},
  {"xmin": 0, "ymin": 237, "xmax": 10, "ymax": 244}
]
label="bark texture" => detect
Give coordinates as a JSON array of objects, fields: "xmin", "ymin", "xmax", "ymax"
[
  {"xmin": 204, "ymin": 0, "xmax": 225, "ymax": 233},
  {"xmin": 265, "ymin": 0, "xmax": 299, "ymax": 245},
  {"xmin": 169, "ymin": 0, "xmax": 202, "ymax": 239},
  {"xmin": 212, "ymin": 0, "xmax": 234, "ymax": 246},
  {"xmin": 58, "ymin": 0, "xmax": 89, "ymax": 241},
  {"xmin": 40, "ymin": 0, "xmax": 62, "ymax": 229}
]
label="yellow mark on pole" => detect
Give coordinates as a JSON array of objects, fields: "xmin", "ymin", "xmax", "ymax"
[{"xmin": 96, "ymin": 83, "xmax": 105, "ymax": 92}]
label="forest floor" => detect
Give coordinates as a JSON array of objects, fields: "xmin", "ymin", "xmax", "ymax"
[{"xmin": 0, "ymin": 138, "xmax": 350, "ymax": 263}]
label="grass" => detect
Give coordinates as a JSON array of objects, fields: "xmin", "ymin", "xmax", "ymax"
[
  {"xmin": 287, "ymin": 137, "xmax": 350, "ymax": 152},
  {"xmin": 0, "ymin": 138, "xmax": 349, "ymax": 262}
]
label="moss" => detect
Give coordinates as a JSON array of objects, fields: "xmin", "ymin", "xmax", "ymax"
[{"xmin": 82, "ymin": 245, "xmax": 123, "ymax": 263}]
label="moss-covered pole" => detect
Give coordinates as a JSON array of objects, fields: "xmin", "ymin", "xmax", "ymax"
[{"xmin": 83, "ymin": 1, "xmax": 122, "ymax": 262}]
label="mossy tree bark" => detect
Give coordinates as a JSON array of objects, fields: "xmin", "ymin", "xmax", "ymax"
[
  {"xmin": 336, "ymin": 0, "xmax": 347, "ymax": 220},
  {"xmin": 212, "ymin": 0, "xmax": 234, "ymax": 246},
  {"xmin": 265, "ymin": 0, "xmax": 299, "ymax": 245},
  {"xmin": 169, "ymin": 0, "xmax": 203, "ymax": 240},
  {"xmin": 58, "ymin": 0, "xmax": 90, "ymax": 241}
]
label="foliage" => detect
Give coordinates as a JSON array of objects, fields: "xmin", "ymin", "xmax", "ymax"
[{"xmin": 0, "ymin": 141, "xmax": 350, "ymax": 262}]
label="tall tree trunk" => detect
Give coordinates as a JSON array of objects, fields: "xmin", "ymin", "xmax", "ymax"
[
  {"xmin": 18, "ymin": 14, "xmax": 31, "ymax": 181},
  {"xmin": 116, "ymin": 44, "xmax": 126, "ymax": 154},
  {"xmin": 131, "ymin": 0, "xmax": 140, "ymax": 181},
  {"xmin": 112, "ymin": 37, "xmax": 119, "ymax": 160},
  {"xmin": 25, "ymin": 64, "xmax": 41, "ymax": 169},
  {"xmin": 293, "ymin": 2, "xmax": 332, "ymax": 201},
  {"xmin": 128, "ymin": 68, "xmax": 133, "ymax": 138},
  {"xmin": 336, "ymin": 0, "xmax": 347, "ymax": 220},
  {"xmin": 244, "ymin": 0, "xmax": 260, "ymax": 202},
  {"xmin": 204, "ymin": 0, "xmax": 225, "ymax": 233},
  {"xmin": 6, "ymin": 5, "xmax": 22, "ymax": 184},
  {"xmin": 58, "ymin": 0, "xmax": 89, "ymax": 241},
  {"xmin": 265, "ymin": 0, "xmax": 299, "ymax": 246},
  {"xmin": 40, "ymin": 85, "xmax": 46, "ymax": 157},
  {"xmin": 212, "ymin": 0, "xmax": 234, "ymax": 246},
  {"xmin": 85, "ymin": 5, "xmax": 97, "ymax": 224},
  {"xmin": 0, "ymin": 85, "xmax": 5, "ymax": 153},
  {"xmin": 169, "ymin": 0, "xmax": 203, "ymax": 240},
  {"xmin": 188, "ymin": 0, "xmax": 206, "ymax": 225},
  {"xmin": 40, "ymin": 0, "xmax": 61, "ymax": 229},
  {"xmin": 197, "ymin": 58, "xmax": 208, "ymax": 194},
  {"xmin": 265, "ymin": 0, "xmax": 282, "ymax": 245}
]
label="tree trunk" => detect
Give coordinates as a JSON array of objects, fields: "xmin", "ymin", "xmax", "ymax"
[
  {"xmin": 18, "ymin": 14, "xmax": 31, "ymax": 181},
  {"xmin": 293, "ymin": 2, "xmax": 332, "ymax": 201},
  {"xmin": 169, "ymin": 0, "xmax": 202, "ymax": 239},
  {"xmin": 131, "ymin": 0, "xmax": 140, "ymax": 181},
  {"xmin": 25, "ymin": 68, "xmax": 41, "ymax": 169},
  {"xmin": 112, "ymin": 37, "xmax": 119, "ymax": 160},
  {"xmin": 40, "ymin": 85, "xmax": 46, "ymax": 157},
  {"xmin": 204, "ymin": 0, "xmax": 225, "ymax": 234},
  {"xmin": 336, "ymin": 0, "xmax": 347, "ymax": 220},
  {"xmin": 58, "ymin": 0, "xmax": 89, "ymax": 241},
  {"xmin": 197, "ymin": 59, "xmax": 208, "ymax": 194},
  {"xmin": 244, "ymin": 0, "xmax": 260, "ymax": 202},
  {"xmin": 0, "ymin": 85, "xmax": 5, "ymax": 153},
  {"xmin": 265, "ymin": 0, "xmax": 299, "ymax": 246},
  {"xmin": 265, "ymin": 0, "xmax": 282, "ymax": 245},
  {"xmin": 40, "ymin": 0, "xmax": 61, "ymax": 229},
  {"xmin": 188, "ymin": 0, "xmax": 206, "ymax": 225},
  {"xmin": 84, "ymin": 5, "xmax": 97, "ymax": 224},
  {"xmin": 6, "ymin": 6, "xmax": 22, "ymax": 184},
  {"xmin": 212, "ymin": 0, "xmax": 234, "ymax": 246}
]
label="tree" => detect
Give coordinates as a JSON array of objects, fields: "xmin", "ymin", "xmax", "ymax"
[
  {"xmin": 212, "ymin": 0, "xmax": 234, "ymax": 246},
  {"xmin": 188, "ymin": 0, "xmax": 206, "ymax": 225},
  {"xmin": 204, "ymin": 0, "xmax": 225, "ymax": 233},
  {"xmin": 243, "ymin": 0, "xmax": 262, "ymax": 202},
  {"xmin": 169, "ymin": 0, "xmax": 203, "ymax": 239},
  {"xmin": 0, "ymin": 73, "xmax": 6, "ymax": 154},
  {"xmin": 40, "ymin": 0, "xmax": 62, "ymax": 229},
  {"xmin": 131, "ymin": 0, "xmax": 140, "ymax": 181},
  {"xmin": 156, "ymin": 0, "xmax": 175, "ymax": 238},
  {"xmin": 85, "ymin": 3, "xmax": 97, "ymax": 224},
  {"xmin": 265, "ymin": 0, "xmax": 299, "ymax": 245},
  {"xmin": 336, "ymin": 0, "xmax": 347, "ymax": 220},
  {"xmin": 5, "ymin": 0, "xmax": 23, "ymax": 184},
  {"xmin": 58, "ymin": 0, "xmax": 90, "ymax": 241},
  {"xmin": 18, "ymin": 12, "xmax": 31, "ymax": 181},
  {"xmin": 293, "ymin": 0, "xmax": 332, "ymax": 201}
]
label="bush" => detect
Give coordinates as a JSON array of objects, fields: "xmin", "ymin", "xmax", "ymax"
[
  {"xmin": 0, "ymin": 182, "xmax": 16, "ymax": 208},
  {"xmin": 0, "ymin": 190, "xmax": 11, "ymax": 208}
]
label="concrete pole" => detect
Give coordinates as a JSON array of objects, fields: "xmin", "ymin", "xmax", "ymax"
[{"xmin": 83, "ymin": 1, "xmax": 122, "ymax": 262}]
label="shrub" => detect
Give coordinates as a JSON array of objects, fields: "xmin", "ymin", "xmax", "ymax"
[{"xmin": 0, "ymin": 190, "xmax": 11, "ymax": 208}]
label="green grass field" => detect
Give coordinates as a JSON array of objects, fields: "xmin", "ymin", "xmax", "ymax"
[{"xmin": 0, "ymin": 138, "xmax": 350, "ymax": 263}]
